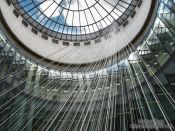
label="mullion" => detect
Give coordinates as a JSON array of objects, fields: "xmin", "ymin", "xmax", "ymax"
[
  {"xmin": 34, "ymin": 1, "xmax": 55, "ymax": 29},
  {"xmin": 42, "ymin": 2, "xmax": 61, "ymax": 33},
  {"xmin": 77, "ymin": 0, "xmax": 82, "ymax": 40},
  {"xmin": 61, "ymin": 0, "xmax": 73, "ymax": 40},
  {"xmin": 84, "ymin": 0, "xmax": 97, "ymax": 34},
  {"xmin": 11, "ymin": 0, "xmax": 137, "ymax": 41}
]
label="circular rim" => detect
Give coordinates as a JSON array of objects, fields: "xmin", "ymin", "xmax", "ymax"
[{"xmin": 12, "ymin": 0, "xmax": 138, "ymax": 41}]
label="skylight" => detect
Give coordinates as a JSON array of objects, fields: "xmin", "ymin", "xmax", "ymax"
[{"xmin": 13, "ymin": 0, "xmax": 138, "ymax": 41}]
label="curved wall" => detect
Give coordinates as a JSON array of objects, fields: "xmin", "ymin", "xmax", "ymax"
[{"xmin": 0, "ymin": 0, "xmax": 152, "ymax": 64}]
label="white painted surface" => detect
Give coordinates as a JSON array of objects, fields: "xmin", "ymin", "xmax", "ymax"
[{"xmin": 0, "ymin": 0, "xmax": 152, "ymax": 64}]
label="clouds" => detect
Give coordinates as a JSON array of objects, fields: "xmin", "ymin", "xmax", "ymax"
[
  {"xmin": 30, "ymin": 0, "xmax": 130, "ymax": 34},
  {"xmin": 39, "ymin": 0, "xmax": 61, "ymax": 17},
  {"xmin": 38, "ymin": 0, "xmax": 114, "ymax": 26}
]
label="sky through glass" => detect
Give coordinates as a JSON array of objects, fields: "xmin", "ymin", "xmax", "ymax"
[{"xmin": 13, "ymin": 0, "xmax": 138, "ymax": 41}]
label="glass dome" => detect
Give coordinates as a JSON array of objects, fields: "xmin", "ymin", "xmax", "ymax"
[{"xmin": 13, "ymin": 0, "xmax": 138, "ymax": 41}]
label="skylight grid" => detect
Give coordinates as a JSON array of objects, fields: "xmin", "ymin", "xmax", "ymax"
[{"xmin": 12, "ymin": 0, "xmax": 138, "ymax": 41}]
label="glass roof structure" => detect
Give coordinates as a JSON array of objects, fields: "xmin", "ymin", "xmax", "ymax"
[
  {"xmin": 12, "ymin": 0, "xmax": 138, "ymax": 41},
  {"xmin": 3, "ymin": 0, "xmax": 175, "ymax": 131}
]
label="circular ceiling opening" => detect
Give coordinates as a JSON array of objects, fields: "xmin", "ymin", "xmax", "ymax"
[
  {"xmin": 1, "ymin": 0, "xmax": 154, "ymax": 65},
  {"xmin": 13, "ymin": 0, "xmax": 138, "ymax": 41}
]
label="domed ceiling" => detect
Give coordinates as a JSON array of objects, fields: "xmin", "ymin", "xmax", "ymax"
[
  {"xmin": 13, "ymin": 0, "xmax": 137, "ymax": 41},
  {"xmin": 0, "ymin": 0, "xmax": 154, "ymax": 65}
]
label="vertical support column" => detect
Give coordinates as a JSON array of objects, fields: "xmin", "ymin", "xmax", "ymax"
[
  {"xmin": 24, "ymin": 66, "xmax": 37, "ymax": 94},
  {"xmin": 25, "ymin": 67, "xmax": 40, "ymax": 130},
  {"xmin": 25, "ymin": 101, "xmax": 35, "ymax": 131},
  {"xmin": 33, "ymin": 68, "xmax": 40, "ymax": 96},
  {"xmin": 0, "ymin": 43, "xmax": 11, "ymax": 78},
  {"xmin": 13, "ymin": 98, "xmax": 26, "ymax": 131}
]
